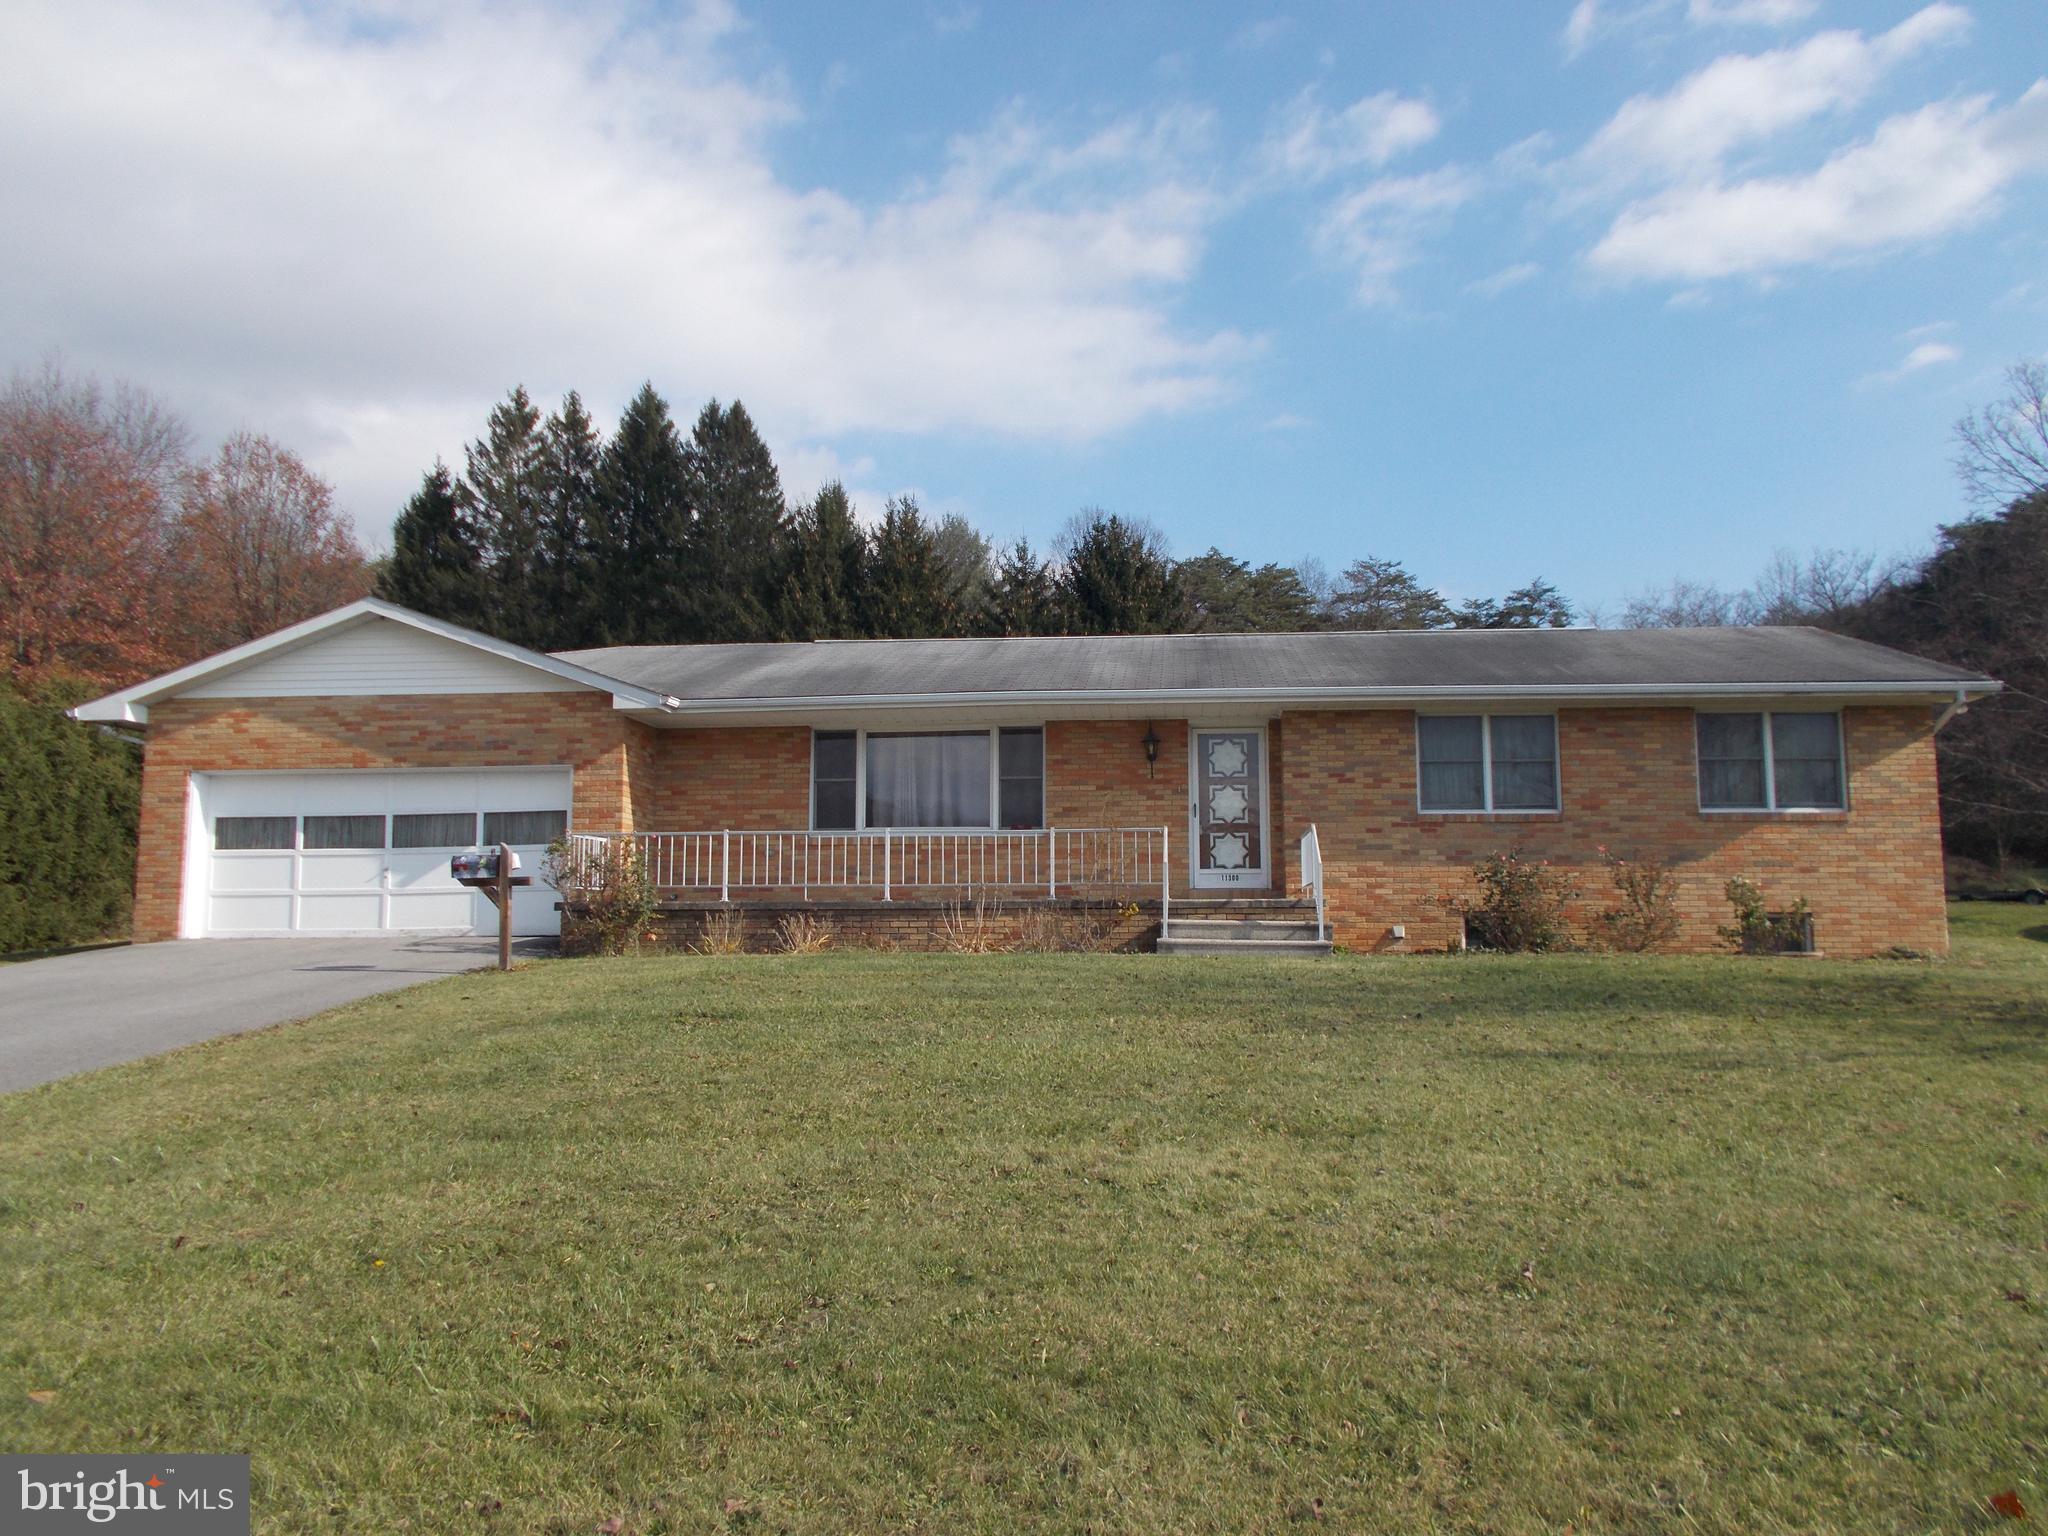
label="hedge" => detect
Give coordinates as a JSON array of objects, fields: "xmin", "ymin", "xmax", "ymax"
[{"xmin": 0, "ymin": 678, "xmax": 140, "ymax": 952}]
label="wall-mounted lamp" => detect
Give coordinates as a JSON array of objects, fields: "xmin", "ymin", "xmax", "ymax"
[{"xmin": 1141, "ymin": 723, "xmax": 1161, "ymax": 776}]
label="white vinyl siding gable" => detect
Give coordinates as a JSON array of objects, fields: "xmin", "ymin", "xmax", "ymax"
[{"xmin": 182, "ymin": 621, "xmax": 585, "ymax": 698}]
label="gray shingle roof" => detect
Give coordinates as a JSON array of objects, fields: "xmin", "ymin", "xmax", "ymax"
[{"xmin": 556, "ymin": 626, "xmax": 1994, "ymax": 706}]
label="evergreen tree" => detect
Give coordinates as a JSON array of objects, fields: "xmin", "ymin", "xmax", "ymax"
[
  {"xmin": 592, "ymin": 384, "xmax": 691, "ymax": 644},
  {"xmin": 774, "ymin": 481, "xmax": 868, "ymax": 639},
  {"xmin": 534, "ymin": 391, "xmax": 603, "ymax": 648},
  {"xmin": 456, "ymin": 386, "xmax": 549, "ymax": 645},
  {"xmin": 378, "ymin": 463, "xmax": 486, "ymax": 623},
  {"xmin": 1456, "ymin": 579, "xmax": 1573, "ymax": 629},
  {"xmin": 1178, "ymin": 548, "xmax": 1319, "ymax": 631},
  {"xmin": 862, "ymin": 496, "xmax": 956, "ymax": 637},
  {"xmin": 1057, "ymin": 510, "xmax": 1188, "ymax": 634},
  {"xmin": 932, "ymin": 513, "xmax": 993, "ymax": 629},
  {"xmin": 683, "ymin": 399, "xmax": 787, "ymax": 642},
  {"xmin": 984, "ymin": 538, "xmax": 1062, "ymax": 636},
  {"xmin": 1326, "ymin": 556, "xmax": 1454, "ymax": 630}
]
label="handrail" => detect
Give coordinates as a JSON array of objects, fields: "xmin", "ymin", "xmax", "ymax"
[
  {"xmin": 1299, "ymin": 823, "xmax": 1326, "ymax": 943},
  {"xmin": 565, "ymin": 827, "xmax": 1171, "ymax": 906}
]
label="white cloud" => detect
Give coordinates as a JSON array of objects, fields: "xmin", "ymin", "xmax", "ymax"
[
  {"xmin": 1265, "ymin": 88, "xmax": 1441, "ymax": 182},
  {"xmin": 1316, "ymin": 168, "xmax": 1478, "ymax": 305},
  {"xmin": 1589, "ymin": 83, "xmax": 2048, "ymax": 281},
  {"xmin": 1572, "ymin": 5, "xmax": 1971, "ymax": 189},
  {"xmin": 1563, "ymin": 1, "xmax": 1604, "ymax": 59},
  {"xmin": 1467, "ymin": 261, "xmax": 1543, "ymax": 297},
  {"xmin": 1861, "ymin": 339, "xmax": 1962, "ymax": 385},
  {"xmin": 1687, "ymin": 0, "xmax": 1819, "ymax": 25},
  {"xmin": 0, "ymin": 0, "xmax": 1251, "ymax": 534}
]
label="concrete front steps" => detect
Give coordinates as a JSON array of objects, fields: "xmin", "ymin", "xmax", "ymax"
[{"xmin": 1158, "ymin": 898, "xmax": 1331, "ymax": 958}]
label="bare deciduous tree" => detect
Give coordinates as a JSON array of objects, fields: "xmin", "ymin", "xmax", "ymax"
[
  {"xmin": 0, "ymin": 360, "xmax": 184, "ymax": 685},
  {"xmin": 170, "ymin": 432, "xmax": 373, "ymax": 655},
  {"xmin": 1954, "ymin": 359, "xmax": 2048, "ymax": 511}
]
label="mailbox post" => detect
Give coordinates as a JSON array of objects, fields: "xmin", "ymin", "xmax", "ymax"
[{"xmin": 451, "ymin": 842, "xmax": 534, "ymax": 972}]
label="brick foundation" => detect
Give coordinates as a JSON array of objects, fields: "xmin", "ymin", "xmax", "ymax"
[{"xmin": 563, "ymin": 897, "xmax": 1161, "ymax": 955}]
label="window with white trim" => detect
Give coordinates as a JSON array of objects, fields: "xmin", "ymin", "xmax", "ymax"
[
  {"xmin": 810, "ymin": 727, "xmax": 1045, "ymax": 831},
  {"xmin": 1696, "ymin": 711, "xmax": 1844, "ymax": 811},
  {"xmin": 1416, "ymin": 714, "xmax": 1559, "ymax": 812}
]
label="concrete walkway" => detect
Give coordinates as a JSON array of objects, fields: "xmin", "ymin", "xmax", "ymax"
[{"xmin": 0, "ymin": 936, "xmax": 550, "ymax": 1094}]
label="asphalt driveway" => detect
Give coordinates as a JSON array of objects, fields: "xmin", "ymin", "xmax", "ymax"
[{"xmin": 0, "ymin": 936, "xmax": 552, "ymax": 1094}]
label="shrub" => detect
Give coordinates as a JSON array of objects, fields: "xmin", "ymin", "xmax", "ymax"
[
  {"xmin": 542, "ymin": 835, "xmax": 658, "ymax": 956},
  {"xmin": 940, "ymin": 890, "xmax": 1009, "ymax": 954},
  {"xmin": 1445, "ymin": 850, "xmax": 1578, "ymax": 953},
  {"xmin": 694, "ymin": 908, "xmax": 748, "ymax": 956},
  {"xmin": 774, "ymin": 912, "xmax": 831, "ymax": 954},
  {"xmin": 1717, "ymin": 877, "xmax": 1814, "ymax": 954},
  {"xmin": 0, "ymin": 676, "xmax": 140, "ymax": 952},
  {"xmin": 1014, "ymin": 899, "xmax": 1137, "ymax": 953},
  {"xmin": 1594, "ymin": 847, "xmax": 1683, "ymax": 952}
]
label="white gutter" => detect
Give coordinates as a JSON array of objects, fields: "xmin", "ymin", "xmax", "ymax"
[
  {"xmin": 1933, "ymin": 687, "xmax": 1972, "ymax": 732},
  {"xmin": 649, "ymin": 678, "xmax": 2003, "ymax": 715}
]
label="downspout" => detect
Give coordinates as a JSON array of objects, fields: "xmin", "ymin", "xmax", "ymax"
[{"xmin": 1933, "ymin": 688, "xmax": 1970, "ymax": 733}]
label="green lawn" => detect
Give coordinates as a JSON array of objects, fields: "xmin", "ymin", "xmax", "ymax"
[{"xmin": 3, "ymin": 908, "xmax": 2044, "ymax": 1534}]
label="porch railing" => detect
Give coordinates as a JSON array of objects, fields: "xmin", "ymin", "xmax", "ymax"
[
  {"xmin": 564, "ymin": 827, "xmax": 1171, "ymax": 926},
  {"xmin": 1299, "ymin": 822, "xmax": 1326, "ymax": 943}
]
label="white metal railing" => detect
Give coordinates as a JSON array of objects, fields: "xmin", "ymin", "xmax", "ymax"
[
  {"xmin": 1299, "ymin": 822, "xmax": 1326, "ymax": 943},
  {"xmin": 565, "ymin": 827, "xmax": 1171, "ymax": 917}
]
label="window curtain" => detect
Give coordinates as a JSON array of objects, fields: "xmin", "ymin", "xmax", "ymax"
[
  {"xmin": 1770, "ymin": 713, "xmax": 1843, "ymax": 808},
  {"xmin": 1697, "ymin": 713, "xmax": 1766, "ymax": 808},
  {"xmin": 1417, "ymin": 716, "xmax": 1484, "ymax": 810},
  {"xmin": 1488, "ymin": 716, "xmax": 1557, "ymax": 810},
  {"xmin": 865, "ymin": 733, "xmax": 992, "ymax": 828}
]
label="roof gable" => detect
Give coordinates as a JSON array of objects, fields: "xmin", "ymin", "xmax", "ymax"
[{"xmin": 72, "ymin": 599, "xmax": 671, "ymax": 724}]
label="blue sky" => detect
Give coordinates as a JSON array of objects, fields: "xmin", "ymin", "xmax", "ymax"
[{"xmin": 2, "ymin": 0, "xmax": 2044, "ymax": 615}]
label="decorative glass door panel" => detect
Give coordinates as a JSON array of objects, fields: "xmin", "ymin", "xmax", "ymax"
[{"xmin": 1191, "ymin": 728, "xmax": 1268, "ymax": 888}]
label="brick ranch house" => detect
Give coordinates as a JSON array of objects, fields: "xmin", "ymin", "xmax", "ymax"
[{"xmin": 73, "ymin": 597, "xmax": 1998, "ymax": 956}]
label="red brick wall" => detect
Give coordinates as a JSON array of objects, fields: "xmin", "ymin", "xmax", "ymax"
[
  {"xmin": 134, "ymin": 693, "xmax": 637, "ymax": 942},
  {"xmin": 650, "ymin": 727, "xmax": 813, "ymax": 828},
  {"xmin": 1277, "ymin": 705, "xmax": 1948, "ymax": 957},
  {"xmin": 137, "ymin": 700, "xmax": 1951, "ymax": 955}
]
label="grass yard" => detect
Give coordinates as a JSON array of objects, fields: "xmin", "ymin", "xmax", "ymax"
[{"xmin": 2, "ymin": 907, "xmax": 2044, "ymax": 1534}]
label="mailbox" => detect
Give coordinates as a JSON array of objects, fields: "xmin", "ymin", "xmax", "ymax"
[{"xmin": 451, "ymin": 848, "xmax": 522, "ymax": 882}]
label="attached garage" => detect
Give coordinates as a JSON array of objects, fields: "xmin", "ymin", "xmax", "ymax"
[{"xmin": 194, "ymin": 768, "xmax": 571, "ymax": 938}]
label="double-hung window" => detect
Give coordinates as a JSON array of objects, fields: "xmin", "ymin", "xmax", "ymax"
[
  {"xmin": 1416, "ymin": 714, "xmax": 1559, "ymax": 813},
  {"xmin": 1696, "ymin": 711, "xmax": 1844, "ymax": 811},
  {"xmin": 812, "ymin": 727, "xmax": 1045, "ymax": 830}
]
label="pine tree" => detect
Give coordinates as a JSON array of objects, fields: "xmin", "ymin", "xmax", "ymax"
[
  {"xmin": 592, "ymin": 384, "xmax": 691, "ymax": 645},
  {"xmin": 1178, "ymin": 549, "xmax": 1320, "ymax": 631},
  {"xmin": 379, "ymin": 463, "xmax": 486, "ymax": 623},
  {"xmin": 456, "ymin": 386, "xmax": 548, "ymax": 645},
  {"xmin": 931, "ymin": 513, "xmax": 993, "ymax": 629},
  {"xmin": 1326, "ymin": 556, "xmax": 1454, "ymax": 630},
  {"xmin": 1057, "ymin": 510, "xmax": 1187, "ymax": 634},
  {"xmin": 862, "ymin": 496, "xmax": 955, "ymax": 637},
  {"xmin": 683, "ymin": 399, "xmax": 787, "ymax": 642},
  {"xmin": 774, "ymin": 482, "xmax": 868, "ymax": 639},
  {"xmin": 534, "ymin": 392, "xmax": 603, "ymax": 648},
  {"xmin": 984, "ymin": 538, "xmax": 1062, "ymax": 636},
  {"xmin": 1456, "ymin": 579, "xmax": 1573, "ymax": 629}
]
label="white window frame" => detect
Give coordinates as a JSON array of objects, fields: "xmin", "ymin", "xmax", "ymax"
[
  {"xmin": 1414, "ymin": 712, "xmax": 1562, "ymax": 816},
  {"xmin": 809, "ymin": 726, "xmax": 1045, "ymax": 832},
  {"xmin": 1695, "ymin": 709, "xmax": 1848, "ymax": 814}
]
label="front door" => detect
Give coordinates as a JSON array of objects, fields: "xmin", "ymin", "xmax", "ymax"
[{"xmin": 1190, "ymin": 727, "xmax": 1269, "ymax": 889}]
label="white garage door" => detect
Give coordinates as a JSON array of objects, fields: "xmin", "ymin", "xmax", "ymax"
[{"xmin": 199, "ymin": 769, "xmax": 571, "ymax": 937}]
